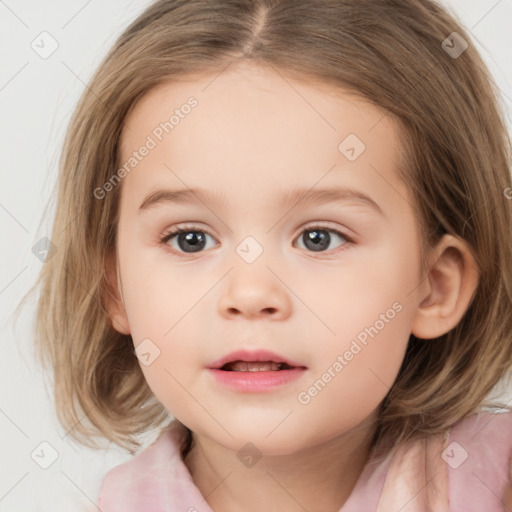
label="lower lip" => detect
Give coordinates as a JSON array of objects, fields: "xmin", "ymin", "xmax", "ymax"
[{"xmin": 207, "ymin": 368, "xmax": 306, "ymax": 392}]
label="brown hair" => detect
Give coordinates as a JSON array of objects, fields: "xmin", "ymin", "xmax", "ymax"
[{"xmin": 16, "ymin": 0, "xmax": 512, "ymax": 457}]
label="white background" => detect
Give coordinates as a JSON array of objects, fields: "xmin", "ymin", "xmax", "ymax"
[{"xmin": 1, "ymin": 1, "xmax": 512, "ymax": 510}]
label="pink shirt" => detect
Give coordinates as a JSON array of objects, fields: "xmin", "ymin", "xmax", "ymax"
[{"xmin": 99, "ymin": 411, "xmax": 512, "ymax": 511}]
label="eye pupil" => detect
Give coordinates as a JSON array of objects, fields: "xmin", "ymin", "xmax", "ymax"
[
  {"xmin": 178, "ymin": 231, "xmax": 206, "ymax": 252},
  {"xmin": 304, "ymin": 229, "xmax": 330, "ymax": 251}
]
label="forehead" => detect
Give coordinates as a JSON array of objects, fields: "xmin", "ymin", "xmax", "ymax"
[
  {"xmin": 118, "ymin": 62, "xmax": 409, "ymax": 215},
  {"xmin": 121, "ymin": 62, "xmax": 393, "ymax": 151}
]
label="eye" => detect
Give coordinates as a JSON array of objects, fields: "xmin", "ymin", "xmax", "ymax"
[
  {"xmin": 159, "ymin": 223, "xmax": 353, "ymax": 256},
  {"xmin": 160, "ymin": 224, "xmax": 217, "ymax": 254},
  {"xmin": 294, "ymin": 224, "xmax": 351, "ymax": 254}
]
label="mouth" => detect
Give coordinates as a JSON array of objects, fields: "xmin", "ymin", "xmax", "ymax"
[
  {"xmin": 207, "ymin": 350, "xmax": 306, "ymax": 392},
  {"xmin": 219, "ymin": 361, "xmax": 297, "ymax": 372},
  {"xmin": 207, "ymin": 349, "xmax": 306, "ymax": 372}
]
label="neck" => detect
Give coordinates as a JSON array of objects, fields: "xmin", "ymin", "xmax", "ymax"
[{"xmin": 183, "ymin": 413, "xmax": 378, "ymax": 512}]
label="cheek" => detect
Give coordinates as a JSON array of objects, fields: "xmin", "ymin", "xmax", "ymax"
[
  {"xmin": 305, "ymin": 232, "xmax": 420, "ymax": 343},
  {"xmin": 118, "ymin": 240, "xmax": 205, "ymax": 340},
  {"xmin": 305, "ymin": 233, "xmax": 418, "ymax": 400},
  {"xmin": 294, "ymin": 301, "xmax": 413, "ymax": 442},
  {"xmin": 117, "ymin": 244, "xmax": 209, "ymax": 409}
]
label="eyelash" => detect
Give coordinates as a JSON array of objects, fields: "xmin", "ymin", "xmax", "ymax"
[{"xmin": 159, "ymin": 223, "xmax": 355, "ymax": 257}]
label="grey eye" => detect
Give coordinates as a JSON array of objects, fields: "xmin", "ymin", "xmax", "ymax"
[{"xmin": 295, "ymin": 228, "xmax": 348, "ymax": 253}]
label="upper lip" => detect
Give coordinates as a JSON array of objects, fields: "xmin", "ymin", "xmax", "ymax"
[{"xmin": 207, "ymin": 349, "xmax": 307, "ymax": 370}]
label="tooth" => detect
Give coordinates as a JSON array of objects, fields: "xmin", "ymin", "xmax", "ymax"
[{"xmin": 228, "ymin": 361, "xmax": 283, "ymax": 372}]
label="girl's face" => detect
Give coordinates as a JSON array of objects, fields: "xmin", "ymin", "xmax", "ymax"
[{"xmin": 111, "ymin": 62, "xmax": 425, "ymax": 454}]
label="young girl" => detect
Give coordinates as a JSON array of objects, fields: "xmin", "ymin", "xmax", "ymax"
[{"xmin": 24, "ymin": 0, "xmax": 512, "ymax": 510}]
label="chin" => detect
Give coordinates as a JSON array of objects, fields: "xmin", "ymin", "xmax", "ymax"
[{"xmin": 207, "ymin": 421, "xmax": 310, "ymax": 456}]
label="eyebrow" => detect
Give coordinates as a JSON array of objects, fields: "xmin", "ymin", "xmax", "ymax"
[{"xmin": 138, "ymin": 186, "xmax": 384, "ymax": 216}]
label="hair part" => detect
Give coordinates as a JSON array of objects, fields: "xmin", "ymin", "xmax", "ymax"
[{"xmin": 16, "ymin": 0, "xmax": 512, "ymax": 456}]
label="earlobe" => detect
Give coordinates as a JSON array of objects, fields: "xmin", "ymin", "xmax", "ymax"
[
  {"xmin": 411, "ymin": 234, "xmax": 479, "ymax": 339},
  {"xmin": 104, "ymin": 252, "xmax": 131, "ymax": 335}
]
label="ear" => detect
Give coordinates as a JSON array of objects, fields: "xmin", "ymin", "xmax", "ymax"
[
  {"xmin": 104, "ymin": 251, "xmax": 131, "ymax": 335},
  {"xmin": 411, "ymin": 234, "xmax": 479, "ymax": 339}
]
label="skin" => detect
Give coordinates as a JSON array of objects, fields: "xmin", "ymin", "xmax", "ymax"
[{"xmin": 106, "ymin": 61, "xmax": 479, "ymax": 511}]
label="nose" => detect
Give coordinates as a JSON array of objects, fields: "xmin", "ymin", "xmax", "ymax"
[{"xmin": 217, "ymin": 267, "xmax": 292, "ymax": 320}]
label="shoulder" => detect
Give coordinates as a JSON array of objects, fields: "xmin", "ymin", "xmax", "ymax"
[
  {"xmin": 98, "ymin": 421, "xmax": 187, "ymax": 511},
  {"xmin": 375, "ymin": 409, "xmax": 512, "ymax": 511},
  {"xmin": 446, "ymin": 410, "xmax": 512, "ymax": 510}
]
